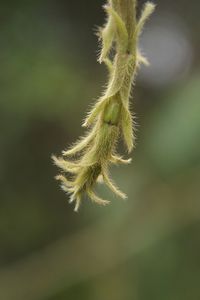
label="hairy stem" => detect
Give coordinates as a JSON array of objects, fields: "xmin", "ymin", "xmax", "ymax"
[{"xmin": 52, "ymin": 0, "xmax": 155, "ymax": 211}]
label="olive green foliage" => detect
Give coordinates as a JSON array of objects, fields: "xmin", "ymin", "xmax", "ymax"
[{"xmin": 53, "ymin": 0, "xmax": 155, "ymax": 211}]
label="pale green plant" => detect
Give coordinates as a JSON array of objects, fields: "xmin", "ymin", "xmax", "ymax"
[{"xmin": 52, "ymin": 0, "xmax": 155, "ymax": 211}]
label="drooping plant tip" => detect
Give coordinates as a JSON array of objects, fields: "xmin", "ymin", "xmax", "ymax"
[{"xmin": 52, "ymin": 0, "xmax": 155, "ymax": 211}]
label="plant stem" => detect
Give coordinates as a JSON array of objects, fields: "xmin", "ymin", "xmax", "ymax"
[{"xmin": 52, "ymin": 0, "xmax": 155, "ymax": 211}]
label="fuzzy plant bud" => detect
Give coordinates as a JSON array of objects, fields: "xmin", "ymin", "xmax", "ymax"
[{"xmin": 52, "ymin": 0, "xmax": 155, "ymax": 211}]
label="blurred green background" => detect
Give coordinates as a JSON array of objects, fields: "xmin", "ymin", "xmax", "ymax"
[{"xmin": 0, "ymin": 0, "xmax": 200, "ymax": 299}]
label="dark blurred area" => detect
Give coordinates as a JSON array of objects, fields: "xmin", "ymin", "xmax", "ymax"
[{"xmin": 0, "ymin": 0, "xmax": 200, "ymax": 299}]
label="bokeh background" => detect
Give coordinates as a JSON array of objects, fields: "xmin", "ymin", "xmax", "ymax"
[{"xmin": 1, "ymin": 0, "xmax": 200, "ymax": 299}]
